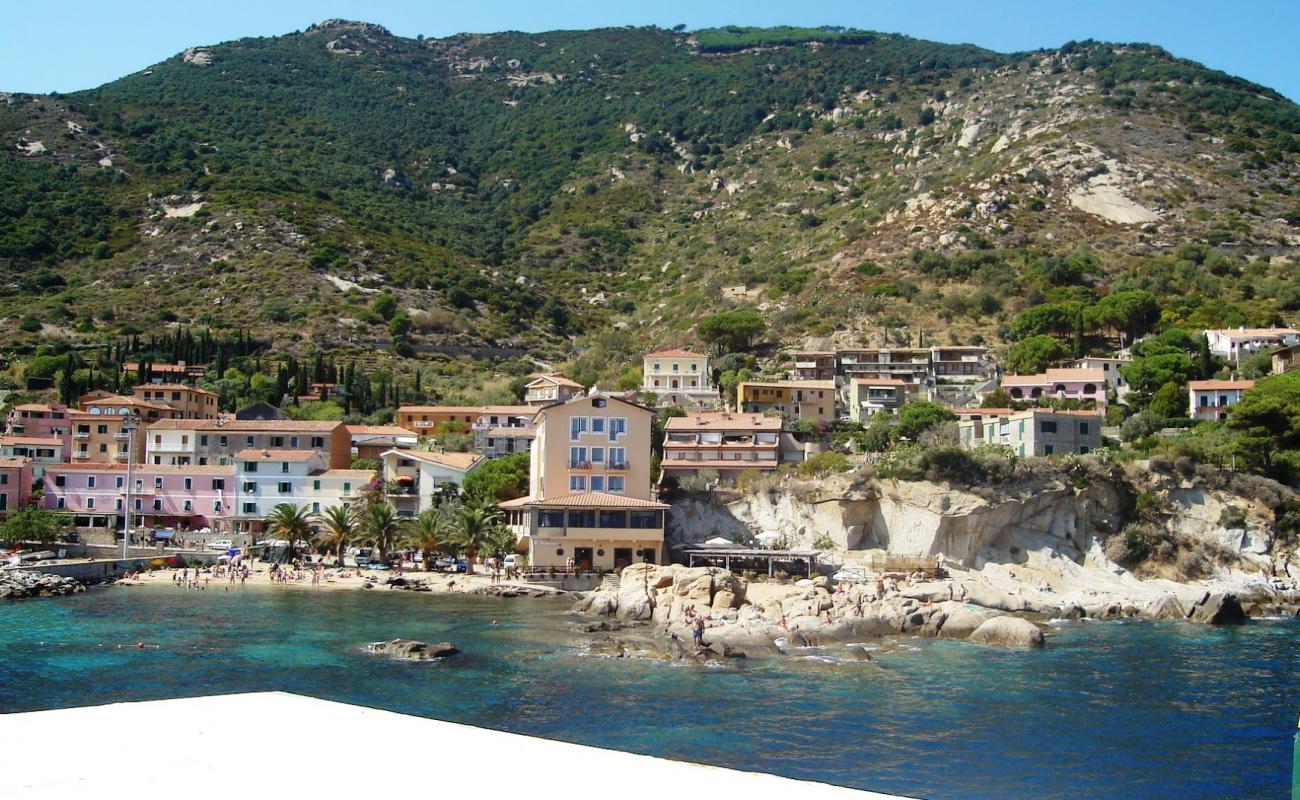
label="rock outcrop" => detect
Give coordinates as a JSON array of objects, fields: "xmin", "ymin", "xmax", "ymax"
[
  {"xmin": 366, "ymin": 638, "xmax": 459, "ymax": 660},
  {"xmin": 966, "ymin": 616, "xmax": 1045, "ymax": 647},
  {"xmin": 0, "ymin": 571, "xmax": 84, "ymax": 599},
  {"xmin": 574, "ymin": 563, "xmax": 747, "ymax": 623}
]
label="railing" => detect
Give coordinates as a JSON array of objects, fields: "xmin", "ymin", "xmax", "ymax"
[
  {"xmin": 568, "ymin": 461, "xmax": 592, "ymax": 469},
  {"xmin": 607, "ymin": 462, "xmax": 629, "ymax": 470},
  {"xmin": 73, "ymin": 432, "xmax": 90, "ymax": 440},
  {"xmin": 72, "ymin": 451, "xmax": 90, "ymax": 459},
  {"xmin": 113, "ymin": 432, "xmax": 131, "ymax": 440}
]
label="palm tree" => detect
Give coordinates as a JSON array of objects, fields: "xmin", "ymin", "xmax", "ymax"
[
  {"xmin": 404, "ymin": 504, "xmax": 457, "ymax": 571},
  {"xmin": 314, "ymin": 504, "xmax": 356, "ymax": 565},
  {"xmin": 359, "ymin": 501, "xmax": 403, "ymax": 561},
  {"xmin": 264, "ymin": 503, "xmax": 314, "ymax": 561},
  {"xmin": 452, "ymin": 502, "xmax": 504, "ymax": 573}
]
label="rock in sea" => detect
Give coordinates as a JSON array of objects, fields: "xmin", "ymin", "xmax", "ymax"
[{"xmin": 366, "ymin": 638, "xmax": 459, "ymax": 660}]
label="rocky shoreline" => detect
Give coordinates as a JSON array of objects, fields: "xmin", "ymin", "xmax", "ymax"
[
  {"xmin": 0, "ymin": 570, "xmax": 85, "ymax": 599},
  {"xmin": 572, "ymin": 563, "xmax": 1296, "ymax": 661}
]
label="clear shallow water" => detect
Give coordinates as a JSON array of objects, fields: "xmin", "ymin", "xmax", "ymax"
[{"xmin": 1, "ymin": 585, "xmax": 1296, "ymax": 800}]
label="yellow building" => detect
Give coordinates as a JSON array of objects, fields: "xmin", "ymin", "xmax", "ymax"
[
  {"xmin": 500, "ymin": 394, "xmax": 666, "ymax": 571},
  {"xmin": 640, "ymin": 349, "xmax": 717, "ymax": 408},
  {"xmin": 132, "ymin": 384, "xmax": 221, "ymax": 419},
  {"xmin": 736, "ymin": 380, "xmax": 837, "ymax": 425}
]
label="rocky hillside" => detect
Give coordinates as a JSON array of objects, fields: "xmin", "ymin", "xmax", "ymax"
[{"xmin": 2, "ymin": 22, "xmax": 1299, "ymax": 369}]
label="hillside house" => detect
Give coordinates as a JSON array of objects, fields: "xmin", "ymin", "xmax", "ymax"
[{"xmin": 1188, "ymin": 380, "xmax": 1254, "ymax": 422}]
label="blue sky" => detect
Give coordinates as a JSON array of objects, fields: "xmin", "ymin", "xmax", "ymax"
[{"xmin": 4, "ymin": 1, "xmax": 1299, "ymax": 100}]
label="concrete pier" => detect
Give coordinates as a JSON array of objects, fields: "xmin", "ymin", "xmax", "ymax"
[{"xmin": 0, "ymin": 692, "xmax": 910, "ymax": 799}]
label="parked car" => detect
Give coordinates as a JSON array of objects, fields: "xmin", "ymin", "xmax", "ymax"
[
  {"xmin": 503, "ymin": 554, "xmax": 521, "ymax": 570},
  {"xmin": 434, "ymin": 556, "xmax": 467, "ymax": 573},
  {"xmin": 206, "ymin": 539, "xmax": 234, "ymax": 551},
  {"xmin": 354, "ymin": 548, "xmax": 375, "ymax": 567}
]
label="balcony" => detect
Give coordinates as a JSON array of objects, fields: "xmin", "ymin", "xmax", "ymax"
[
  {"xmin": 72, "ymin": 451, "xmax": 90, "ymax": 460},
  {"xmin": 74, "ymin": 431, "xmax": 91, "ymax": 440},
  {"xmin": 112, "ymin": 451, "xmax": 129, "ymax": 461},
  {"xmin": 607, "ymin": 462, "xmax": 629, "ymax": 471},
  {"xmin": 568, "ymin": 461, "xmax": 592, "ymax": 470},
  {"xmin": 113, "ymin": 432, "xmax": 131, "ymax": 441}
]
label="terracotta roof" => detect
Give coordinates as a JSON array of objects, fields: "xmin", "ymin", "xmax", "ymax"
[
  {"xmin": 397, "ymin": 405, "xmax": 484, "ymax": 415},
  {"xmin": 148, "ymin": 419, "xmax": 342, "ymax": 431},
  {"xmin": 739, "ymin": 380, "xmax": 837, "ymax": 390},
  {"xmin": 0, "ymin": 436, "xmax": 64, "ymax": 447},
  {"xmin": 1003, "ymin": 368, "xmax": 1105, "ymax": 386},
  {"xmin": 392, "ymin": 450, "xmax": 483, "ymax": 471},
  {"xmin": 81, "ymin": 395, "xmax": 173, "ymax": 410},
  {"xmin": 481, "ymin": 427, "xmax": 536, "ymax": 438},
  {"xmin": 235, "ymin": 449, "xmax": 320, "ymax": 462},
  {"xmin": 665, "ymin": 413, "xmax": 781, "ymax": 431},
  {"xmin": 950, "ymin": 407, "xmax": 1014, "ymax": 418},
  {"xmin": 315, "ymin": 469, "xmax": 378, "ymax": 479},
  {"xmin": 849, "ymin": 377, "xmax": 907, "ymax": 386},
  {"xmin": 345, "ymin": 425, "xmax": 416, "ymax": 437},
  {"xmin": 0, "ymin": 456, "xmax": 31, "ymax": 468},
  {"xmin": 134, "ymin": 383, "xmax": 218, "ymax": 396},
  {"xmin": 45, "ymin": 463, "xmax": 235, "ymax": 474},
  {"xmin": 526, "ymin": 373, "xmax": 582, "ymax": 389},
  {"xmin": 1189, "ymin": 380, "xmax": 1255, "ymax": 390},
  {"xmin": 479, "ymin": 405, "xmax": 536, "ymax": 416},
  {"xmin": 1207, "ymin": 327, "xmax": 1300, "ymax": 339},
  {"xmin": 11, "ymin": 403, "xmax": 62, "ymax": 412},
  {"xmin": 499, "ymin": 491, "xmax": 669, "ymax": 510},
  {"xmin": 645, "ymin": 349, "xmax": 705, "ymax": 358}
]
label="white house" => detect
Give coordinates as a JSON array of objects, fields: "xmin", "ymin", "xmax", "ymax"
[
  {"xmin": 1188, "ymin": 379, "xmax": 1254, "ymax": 422},
  {"xmin": 1204, "ymin": 327, "xmax": 1300, "ymax": 360},
  {"xmin": 227, "ymin": 449, "xmax": 376, "ymax": 533},
  {"xmin": 640, "ymin": 350, "xmax": 718, "ymax": 408},
  {"xmin": 380, "ymin": 449, "xmax": 484, "ymax": 517}
]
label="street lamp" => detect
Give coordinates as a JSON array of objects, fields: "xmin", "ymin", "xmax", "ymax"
[{"xmin": 119, "ymin": 413, "xmax": 140, "ymax": 560}]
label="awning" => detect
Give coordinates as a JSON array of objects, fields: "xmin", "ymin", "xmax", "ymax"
[{"xmin": 152, "ymin": 531, "xmax": 174, "ymax": 539}]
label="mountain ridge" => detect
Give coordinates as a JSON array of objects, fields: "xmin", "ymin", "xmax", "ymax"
[{"xmin": 1, "ymin": 22, "xmax": 1298, "ymax": 393}]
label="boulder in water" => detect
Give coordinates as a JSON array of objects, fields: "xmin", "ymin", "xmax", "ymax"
[
  {"xmin": 1186, "ymin": 593, "xmax": 1246, "ymax": 625},
  {"xmin": 967, "ymin": 616, "xmax": 1044, "ymax": 648},
  {"xmin": 367, "ymin": 638, "xmax": 459, "ymax": 660}
]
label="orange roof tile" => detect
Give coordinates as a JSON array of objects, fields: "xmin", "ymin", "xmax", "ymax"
[
  {"xmin": 499, "ymin": 492, "xmax": 669, "ymax": 510},
  {"xmin": 665, "ymin": 413, "xmax": 780, "ymax": 431},
  {"xmin": 645, "ymin": 349, "xmax": 706, "ymax": 358},
  {"xmin": 1189, "ymin": 380, "xmax": 1255, "ymax": 390}
]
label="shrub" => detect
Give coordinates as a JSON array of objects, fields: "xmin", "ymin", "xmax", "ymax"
[{"xmin": 797, "ymin": 451, "xmax": 851, "ymax": 478}]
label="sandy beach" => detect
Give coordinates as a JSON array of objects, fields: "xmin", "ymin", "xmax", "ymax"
[{"xmin": 118, "ymin": 563, "xmax": 559, "ymax": 596}]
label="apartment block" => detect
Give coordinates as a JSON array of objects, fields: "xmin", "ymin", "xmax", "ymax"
[
  {"xmin": 132, "ymin": 383, "xmax": 220, "ymax": 419},
  {"xmin": 843, "ymin": 378, "xmax": 910, "ymax": 423},
  {"xmin": 380, "ymin": 449, "xmax": 484, "ymax": 517},
  {"xmin": 0, "ymin": 436, "xmax": 64, "ymax": 480},
  {"xmin": 346, "ymin": 425, "xmax": 418, "ymax": 462},
  {"xmin": 501, "ymin": 394, "xmax": 666, "ymax": 571},
  {"xmin": 6, "ymin": 403, "xmax": 70, "ymax": 446},
  {"xmin": 144, "ymin": 419, "xmax": 350, "ymax": 468},
  {"xmin": 1204, "ymin": 327, "xmax": 1300, "ymax": 360},
  {"xmin": 737, "ymin": 380, "xmax": 836, "ymax": 425},
  {"xmin": 227, "ymin": 450, "xmax": 374, "ymax": 534},
  {"xmin": 789, "ymin": 351, "xmax": 837, "ymax": 381},
  {"xmin": 44, "ymin": 462, "xmax": 234, "ymax": 531},
  {"xmin": 660, "ymin": 412, "xmax": 783, "ymax": 481},
  {"xmin": 959, "ymin": 409, "xmax": 1102, "ymax": 457},
  {"xmin": 641, "ymin": 350, "xmax": 718, "ymax": 408},
  {"xmin": 523, "ymin": 373, "xmax": 583, "ymax": 407},
  {"xmin": 0, "ymin": 457, "xmax": 33, "ymax": 516},
  {"xmin": 1001, "ymin": 368, "xmax": 1107, "ymax": 409}
]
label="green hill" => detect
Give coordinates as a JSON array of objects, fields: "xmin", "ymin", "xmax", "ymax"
[{"xmin": 1, "ymin": 21, "xmax": 1298, "ymax": 389}]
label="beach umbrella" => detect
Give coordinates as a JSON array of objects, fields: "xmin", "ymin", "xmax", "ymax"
[
  {"xmin": 756, "ymin": 531, "xmax": 783, "ymax": 548},
  {"xmin": 703, "ymin": 536, "xmax": 739, "ymax": 548}
]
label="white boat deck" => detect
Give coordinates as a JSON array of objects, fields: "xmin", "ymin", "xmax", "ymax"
[{"xmin": 0, "ymin": 692, "xmax": 911, "ymax": 799}]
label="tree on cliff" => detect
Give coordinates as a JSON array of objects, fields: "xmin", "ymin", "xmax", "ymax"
[
  {"xmin": 1006, "ymin": 335, "xmax": 1069, "ymax": 374},
  {"xmin": 894, "ymin": 400, "xmax": 956, "ymax": 442},
  {"xmin": 697, "ymin": 309, "xmax": 766, "ymax": 352}
]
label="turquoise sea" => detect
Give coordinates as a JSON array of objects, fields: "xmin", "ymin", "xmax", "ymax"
[{"xmin": 0, "ymin": 584, "xmax": 1296, "ymax": 799}]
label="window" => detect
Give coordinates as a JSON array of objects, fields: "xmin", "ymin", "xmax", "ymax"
[
  {"xmin": 245, "ymin": 462, "xmax": 258, "ymax": 473},
  {"xmin": 214, "ymin": 500, "xmax": 223, "ymax": 512},
  {"xmin": 244, "ymin": 436, "xmax": 255, "ymax": 447},
  {"xmin": 55, "ymin": 475, "xmax": 65, "ymax": 487},
  {"xmin": 1039, "ymin": 421, "xmax": 1058, "ymax": 434},
  {"xmin": 97, "ymin": 424, "xmax": 108, "ymax": 435},
  {"xmin": 115, "ymin": 499, "xmax": 123, "ymax": 510},
  {"xmin": 609, "ymin": 447, "xmax": 626, "ymax": 467},
  {"xmin": 590, "ymin": 475, "xmax": 605, "ymax": 492},
  {"xmin": 1044, "ymin": 445, "xmax": 1055, "ymax": 456},
  {"xmin": 86, "ymin": 498, "xmax": 95, "ymax": 510},
  {"xmin": 134, "ymin": 499, "xmax": 142, "ymax": 511},
  {"xmin": 219, "ymin": 436, "xmax": 227, "ymax": 448},
  {"xmin": 629, "ymin": 511, "xmax": 661, "ymax": 529},
  {"xmin": 343, "ymin": 482, "xmax": 351, "ymax": 494},
  {"xmin": 99, "ymin": 443, "xmax": 108, "ymax": 453},
  {"xmin": 311, "ymin": 437, "xmax": 324, "ymax": 448},
  {"xmin": 569, "ymin": 446, "xmax": 587, "ymax": 466},
  {"xmin": 569, "ymin": 475, "xmax": 587, "ymax": 492},
  {"xmin": 598, "ymin": 510, "xmax": 627, "ymax": 528},
  {"xmin": 538, "ymin": 510, "xmax": 565, "ymax": 527},
  {"xmin": 590, "ymin": 447, "xmax": 604, "ymax": 464},
  {"xmin": 313, "ymin": 480, "xmax": 321, "ymax": 491},
  {"xmin": 183, "ymin": 500, "xmax": 192, "ymax": 512},
  {"xmin": 608, "ymin": 417, "xmax": 627, "ymax": 442},
  {"xmin": 243, "ymin": 502, "xmax": 257, "ymax": 514},
  {"xmin": 278, "ymin": 482, "xmax": 291, "ymax": 494},
  {"xmin": 290, "ymin": 436, "xmax": 299, "ymax": 448},
  {"xmin": 199, "ymin": 458, "xmax": 208, "ymax": 466},
  {"xmin": 116, "ymin": 477, "xmax": 124, "ymax": 489},
  {"xmin": 242, "ymin": 481, "xmax": 257, "ymax": 493},
  {"xmin": 281, "ymin": 462, "xmax": 290, "ymax": 473},
  {"xmin": 181, "ymin": 435, "xmax": 189, "ymax": 446},
  {"xmin": 608, "ymin": 476, "xmax": 625, "ymax": 493},
  {"xmin": 270, "ymin": 437, "xmax": 284, "ymax": 448},
  {"xmin": 86, "ymin": 476, "xmax": 95, "ymax": 489},
  {"xmin": 57, "ymin": 496, "xmax": 65, "ymax": 509},
  {"xmin": 200, "ymin": 435, "xmax": 209, "ymax": 447},
  {"xmin": 154, "ymin": 477, "xmax": 163, "ymax": 489},
  {"xmin": 154, "ymin": 435, "xmax": 162, "ymax": 446},
  {"xmin": 311, "ymin": 502, "xmax": 320, "ymax": 513},
  {"xmin": 212, "ymin": 478, "xmax": 224, "ymax": 490},
  {"xmin": 570, "ymin": 416, "xmax": 589, "ymax": 441},
  {"xmin": 591, "ymin": 417, "xmax": 606, "ymax": 434},
  {"xmin": 568, "ymin": 509, "xmax": 597, "ymax": 528},
  {"xmin": 1079, "ymin": 422, "xmax": 1090, "ymax": 435},
  {"xmin": 183, "ymin": 478, "xmax": 192, "ymax": 490}
]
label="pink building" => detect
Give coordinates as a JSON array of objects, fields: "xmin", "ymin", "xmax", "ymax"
[
  {"xmin": 44, "ymin": 463, "xmax": 234, "ymax": 532},
  {"xmin": 0, "ymin": 456, "xmax": 34, "ymax": 517},
  {"xmin": 1001, "ymin": 368, "xmax": 1107, "ymax": 408},
  {"xmin": 6, "ymin": 403, "xmax": 71, "ymax": 450}
]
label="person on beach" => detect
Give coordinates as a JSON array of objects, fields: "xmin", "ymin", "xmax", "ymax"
[
  {"xmin": 692, "ymin": 614, "xmax": 706, "ymax": 649},
  {"xmin": 875, "ymin": 576, "xmax": 885, "ymax": 601}
]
